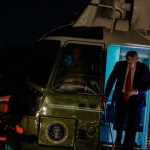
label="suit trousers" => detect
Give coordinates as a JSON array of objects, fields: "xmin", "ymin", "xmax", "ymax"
[{"xmin": 114, "ymin": 95, "xmax": 141, "ymax": 150}]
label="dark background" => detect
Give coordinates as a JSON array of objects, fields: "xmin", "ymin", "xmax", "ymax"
[
  {"xmin": 0, "ymin": 0, "xmax": 90, "ymax": 89},
  {"xmin": 0, "ymin": 0, "xmax": 90, "ymax": 48}
]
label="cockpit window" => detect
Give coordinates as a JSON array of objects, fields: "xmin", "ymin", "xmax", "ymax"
[{"xmin": 53, "ymin": 43, "xmax": 102, "ymax": 95}]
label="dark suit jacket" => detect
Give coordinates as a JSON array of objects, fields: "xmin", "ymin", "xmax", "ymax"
[{"xmin": 105, "ymin": 61, "xmax": 150, "ymax": 111}]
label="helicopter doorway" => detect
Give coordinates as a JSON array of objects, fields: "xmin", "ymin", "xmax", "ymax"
[{"xmin": 100, "ymin": 44, "xmax": 150, "ymax": 149}]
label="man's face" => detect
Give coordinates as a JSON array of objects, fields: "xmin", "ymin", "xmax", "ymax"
[
  {"xmin": 126, "ymin": 56, "xmax": 138, "ymax": 68},
  {"xmin": 72, "ymin": 48, "xmax": 81, "ymax": 62}
]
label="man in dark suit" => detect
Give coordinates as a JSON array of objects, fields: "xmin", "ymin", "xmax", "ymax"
[{"xmin": 103, "ymin": 51, "xmax": 150, "ymax": 150}]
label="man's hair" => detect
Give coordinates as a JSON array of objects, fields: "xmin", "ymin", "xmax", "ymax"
[{"xmin": 126, "ymin": 51, "xmax": 139, "ymax": 59}]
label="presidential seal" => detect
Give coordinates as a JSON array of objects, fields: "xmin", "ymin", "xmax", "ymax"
[{"xmin": 45, "ymin": 121, "xmax": 68, "ymax": 144}]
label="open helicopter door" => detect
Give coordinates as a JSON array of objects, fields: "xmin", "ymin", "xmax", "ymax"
[{"xmin": 100, "ymin": 44, "xmax": 150, "ymax": 149}]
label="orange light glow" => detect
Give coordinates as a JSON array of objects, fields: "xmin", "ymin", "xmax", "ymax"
[
  {"xmin": 0, "ymin": 137, "xmax": 6, "ymax": 141},
  {"xmin": 0, "ymin": 95, "xmax": 11, "ymax": 113},
  {"xmin": 5, "ymin": 95, "xmax": 11, "ymax": 102},
  {"xmin": 3, "ymin": 104, "xmax": 8, "ymax": 113},
  {"xmin": 0, "ymin": 103, "xmax": 8, "ymax": 113},
  {"xmin": 15, "ymin": 125, "xmax": 24, "ymax": 134},
  {"xmin": 0, "ymin": 95, "xmax": 11, "ymax": 102}
]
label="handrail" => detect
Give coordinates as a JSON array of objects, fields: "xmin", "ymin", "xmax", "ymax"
[{"xmin": 97, "ymin": 4, "xmax": 116, "ymax": 32}]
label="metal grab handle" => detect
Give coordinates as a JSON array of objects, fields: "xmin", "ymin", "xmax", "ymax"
[{"xmin": 103, "ymin": 102, "xmax": 115, "ymax": 149}]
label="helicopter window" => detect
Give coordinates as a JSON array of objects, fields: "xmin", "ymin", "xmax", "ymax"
[{"xmin": 53, "ymin": 43, "xmax": 102, "ymax": 95}]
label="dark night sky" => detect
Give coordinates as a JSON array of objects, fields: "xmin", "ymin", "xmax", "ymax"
[{"xmin": 0, "ymin": 0, "xmax": 90, "ymax": 47}]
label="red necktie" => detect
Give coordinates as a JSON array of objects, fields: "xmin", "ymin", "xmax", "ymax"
[{"xmin": 124, "ymin": 69, "xmax": 131, "ymax": 101}]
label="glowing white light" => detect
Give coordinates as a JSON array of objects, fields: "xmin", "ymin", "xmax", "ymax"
[{"xmin": 42, "ymin": 106, "xmax": 47, "ymax": 115}]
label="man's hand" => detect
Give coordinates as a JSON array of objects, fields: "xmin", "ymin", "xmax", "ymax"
[{"xmin": 128, "ymin": 88, "xmax": 138, "ymax": 96}]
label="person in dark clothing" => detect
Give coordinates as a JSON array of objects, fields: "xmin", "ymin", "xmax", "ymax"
[
  {"xmin": 0, "ymin": 96, "xmax": 23, "ymax": 150},
  {"xmin": 5, "ymin": 94, "xmax": 24, "ymax": 150},
  {"xmin": 0, "ymin": 101, "xmax": 8, "ymax": 150},
  {"xmin": 103, "ymin": 51, "xmax": 150, "ymax": 150}
]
